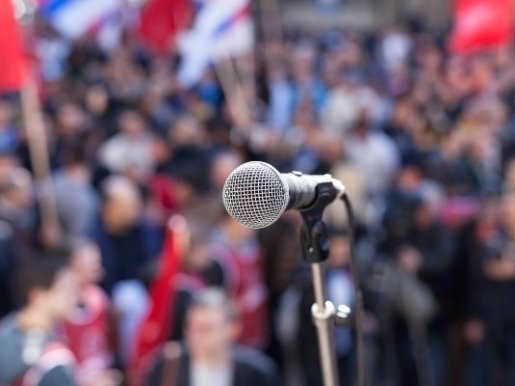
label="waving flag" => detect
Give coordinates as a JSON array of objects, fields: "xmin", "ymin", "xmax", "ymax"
[
  {"xmin": 139, "ymin": 0, "xmax": 193, "ymax": 54},
  {"xmin": 0, "ymin": 0, "xmax": 25, "ymax": 93},
  {"xmin": 449, "ymin": 0, "xmax": 513, "ymax": 54},
  {"xmin": 177, "ymin": 0, "xmax": 253, "ymax": 87},
  {"xmin": 39, "ymin": 0, "xmax": 122, "ymax": 43},
  {"xmin": 130, "ymin": 216, "xmax": 187, "ymax": 386}
]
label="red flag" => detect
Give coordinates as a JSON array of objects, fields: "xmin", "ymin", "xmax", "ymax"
[
  {"xmin": 449, "ymin": 0, "xmax": 513, "ymax": 54},
  {"xmin": 130, "ymin": 216, "xmax": 186, "ymax": 386},
  {"xmin": 139, "ymin": 0, "xmax": 193, "ymax": 54},
  {"xmin": 0, "ymin": 0, "xmax": 25, "ymax": 93}
]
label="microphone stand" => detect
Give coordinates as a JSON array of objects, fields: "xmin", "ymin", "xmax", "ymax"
[{"xmin": 299, "ymin": 180, "xmax": 351, "ymax": 386}]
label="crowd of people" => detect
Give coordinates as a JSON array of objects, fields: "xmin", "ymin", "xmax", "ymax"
[{"xmin": 2, "ymin": 9, "xmax": 515, "ymax": 386}]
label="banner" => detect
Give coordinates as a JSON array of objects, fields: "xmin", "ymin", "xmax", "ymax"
[
  {"xmin": 129, "ymin": 216, "xmax": 186, "ymax": 386},
  {"xmin": 177, "ymin": 0, "xmax": 253, "ymax": 87},
  {"xmin": 39, "ymin": 0, "xmax": 122, "ymax": 49},
  {"xmin": 139, "ymin": 0, "xmax": 193, "ymax": 54},
  {"xmin": 0, "ymin": 0, "xmax": 25, "ymax": 93},
  {"xmin": 449, "ymin": 0, "xmax": 513, "ymax": 54}
]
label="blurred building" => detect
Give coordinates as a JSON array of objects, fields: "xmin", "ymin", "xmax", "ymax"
[{"xmin": 278, "ymin": 0, "xmax": 451, "ymax": 31}]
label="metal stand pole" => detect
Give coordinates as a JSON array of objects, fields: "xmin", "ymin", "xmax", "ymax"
[
  {"xmin": 296, "ymin": 177, "xmax": 353, "ymax": 386},
  {"xmin": 311, "ymin": 262, "xmax": 340, "ymax": 386}
]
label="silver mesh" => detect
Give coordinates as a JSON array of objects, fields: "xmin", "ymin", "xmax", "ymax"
[{"xmin": 222, "ymin": 161, "xmax": 289, "ymax": 229}]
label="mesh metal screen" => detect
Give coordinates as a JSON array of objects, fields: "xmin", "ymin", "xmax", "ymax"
[{"xmin": 222, "ymin": 161, "xmax": 289, "ymax": 229}]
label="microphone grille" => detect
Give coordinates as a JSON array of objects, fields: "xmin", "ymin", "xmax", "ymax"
[{"xmin": 222, "ymin": 161, "xmax": 289, "ymax": 229}]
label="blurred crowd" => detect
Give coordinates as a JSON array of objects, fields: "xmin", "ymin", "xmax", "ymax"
[{"xmin": 2, "ymin": 10, "xmax": 515, "ymax": 386}]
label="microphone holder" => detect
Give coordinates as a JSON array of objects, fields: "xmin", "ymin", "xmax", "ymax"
[{"xmin": 299, "ymin": 179, "xmax": 351, "ymax": 386}]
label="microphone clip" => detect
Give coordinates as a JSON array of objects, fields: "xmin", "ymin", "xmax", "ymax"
[{"xmin": 299, "ymin": 180, "xmax": 338, "ymax": 263}]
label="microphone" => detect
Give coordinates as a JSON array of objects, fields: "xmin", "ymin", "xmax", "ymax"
[{"xmin": 222, "ymin": 161, "xmax": 345, "ymax": 229}]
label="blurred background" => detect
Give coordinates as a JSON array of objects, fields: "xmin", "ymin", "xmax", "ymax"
[{"xmin": 1, "ymin": 0, "xmax": 515, "ymax": 385}]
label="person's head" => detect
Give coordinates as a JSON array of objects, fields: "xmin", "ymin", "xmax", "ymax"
[
  {"xmin": 321, "ymin": 133, "xmax": 344, "ymax": 165},
  {"xmin": 118, "ymin": 109, "xmax": 146, "ymax": 137},
  {"xmin": 210, "ymin": 150, "xmax": 243, "ymax": 192},
  {"xmin": 0, "ymin": 153, "xmax": 17, "ymax": 182},
  {"xmin": 185, "ymin": 289, "xmax": 240, "ymax": 362},
  {"xmin": 0, "ymin": 99, "xmax": 13, "ymax": 128},
  {"xmin": 219, "ymin": 210, "xmax": 255, "ymax": 242},
  {"xmin": 100, "ymin": 176, "xmax": 143, "ymax": 232},
  {"xmin": 383, "ymin": 192, "xmax": 422, "ymax": 243},
  {"xmin": 58, "ymin": 139, "xmax": 89, "ymax": 169},
  {"xmin": 169, "ymin": 147, "xmax": 210, "ymax": 201},
  {"xmin": 69, "ymin": 239, "xmax": 104, "ymax": 287},
  {"xmin": 501, "ymin": 192, "xmax": 515, "ymax": 234},
  {"xmin": 15, "ymin": 250, "xmax": 79, "ymax": 323},
  {"xmin": 0, "ymin": 167, "xmax": 33, "ymax": 210},
  {"xmin": 477, "ymin": 191, "xmax": 499, "ymax": 227},
  {"xmin": 413, "ymin": 197, "xmax": 433, "ymax": 229},
  {"xmin": 470, "ymin": 55, "xmax": 494, "ymax": 92},
  {"xmin": 327, "ymin": 228, "xmax": 350, "ymax": 268},
  {"xmin": 178, "ymin": 221, "xmax": 209, "ymax": 272},
  {"xmin": 391, "ymin": 96, "xmax": 413, "ymax": 126},
  {"xmin": 351, "ymin": 111, "xmax": 372, "ymax": 138},
  {"xmin": 504, "ymin": 158, "xmax": 515, "ymax": 192},
  {"xmin": 398, "ymin": 163, "xmax": 424, "ymax": 192},
  {"xmin": 56, "ymin": 102, "xmax": 86, "ymax": 135},
  {"xmin": 169, "ymin": 115, "xmax": 206, "ymax": 149},
  {"xmin": 84, "ymin": 84, "xmax": 109, "ymax": 115},
  {"xmin": 293, "ymin": 105, "xmax": 316, "ymax": 129}
]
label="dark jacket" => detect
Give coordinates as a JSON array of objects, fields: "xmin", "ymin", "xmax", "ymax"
[
  {"xmin": 0, "ymin": 220, "xmax": 16, "ymax": 317},
  {"xmin": 148, "ymin": 345, "xmax": 282, "ymax": 386},
  {"xmin": 89, "ymin": 217, "xmax": 162, "ymax": 294},
  {"xmin": 466, "ymin": 229, "xmax": 515, "ymax": 324}
]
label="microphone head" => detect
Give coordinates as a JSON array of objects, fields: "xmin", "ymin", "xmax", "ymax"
[{"xmin": 222, "ymin": 161, "xmax": 289, "ymax": 229}]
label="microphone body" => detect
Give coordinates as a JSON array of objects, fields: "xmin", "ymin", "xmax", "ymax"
[
  {"xmin": 283, "ymin": 172, "xmax": 338, "ymax": 209},
  {"xmin": 222, "ymin": 161, "xmax": 345, "ymax": 229}
]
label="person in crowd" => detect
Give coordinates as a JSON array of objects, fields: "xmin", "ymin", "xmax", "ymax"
[
  {"xmin": 0, "ymin": 249, "xmax": 79, "ymax": 386},
  {"xmin": 148, "ymin": 288, "xmax": 282, "ymax": 386},
  {"xmin": 464, "ymin": 192, "xmax": 515, "ymax": 386},
  {"xmin": 43, "ymin": 139, "xmax": 99, "ymax": 239},
  {"xmin": 375, "ymin": 186, "xmax": 454, "ymax": 386},
  {"xmin": 0, "ymin": 166, "xmax": 36, "ymax": 280},
  {"xmin": 98, "ymin": 109, "xmax": 156, "ymax": 183},
  {"xmin": 0, "ymin": 218, "xmax": 16, "ymax": 319},
  {"xmin": 83, "ymin": 84, "xmax": 118, "ymax": 139},
  {"xmin": 165, "ymin": 116, "xmax": 218, "ymax": 227},
  {"xmin": 266, "ymin": 63, "xmax": 294, "ymax": 136},
  {"xmin": 257, "ymin": 212, "xmax": 300, "ymax": 368},
  {"xmin": 323, "ymin": 134, "xmax": 368, "ymax": 229},
  {"xmin": 0, "ymin": 100, "xmax": 19, "ymax": 154},
  {"xmin": 90, "ymin": 175, "xmax": 161, "ymax": 363},
  {"xmin": 210, "ymin": 212, "xmax": 269, "ymax": 350},
  {"xmin": 0, "ymin": 167, "xmax": 35, "ymax": 245},
  {"xmin": 163, "ymin": 226, "xmax": 214, "ymax": 343},
  {"xmin": 345, "ymin": 112, "xmax": 400, "ymax": 202},
  {"xmin": 63, "ymin": 239, "xmax": 121, "ymax": 386},
  {"xmin": 209, "ymin": 150, "xmax": 243, "ymax": 194},
  {"xmin": 91, "ymin": 175, "xmax": 161, "ymax": 293},
  {"xmin": 52, "ymin": 103, "xmax": 90, "ymax": 163},
  {"xmin": 288, "ymin": 106, "xmax": 330, "ymax": 175}
]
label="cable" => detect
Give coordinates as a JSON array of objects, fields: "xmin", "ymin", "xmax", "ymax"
[{"xmin": 341, "ymin": 193, "xmax": 366, "ymax": 386}]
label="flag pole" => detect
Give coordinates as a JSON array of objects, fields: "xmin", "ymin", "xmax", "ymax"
[
  {"xmin": 20, "ymin": 78, "xmax": 61, "ymax": 246},
  {"xmin": 214, "ymin": 60, "xmax": 253, "ymax": 138},
  {"xmin": 231, "ymin": 53, "xmax": 256, "ymax": 128}
]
